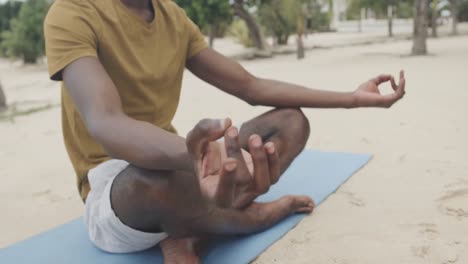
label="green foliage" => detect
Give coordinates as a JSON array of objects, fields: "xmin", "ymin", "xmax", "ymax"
[
  {"xmin": 258, "ymin": 0, "xmax": 329, "ymax": 45},
  {"xmin": 1, "ymin": 0, "xmax": 50, "ymax": 63},
  {"xmin": 227, "ymin": 19, "xmax": 255, "ymax": 47},
  {"xmin": 0, "ymin": 0, "xmax": 23, "ymax": 56},
  {"xmin": 0, "ymin": 1, "xmax": 22, "ymax": 32},
  {"xmin": 175, "ymin": 0, "xmax": 232, "ymax": 29},
  {"xmin": 459, "ymin": 0, "xmax": 468, "ymax": 21},
  {"xmin": 258, "ymin": 0, "xmax": 300, "ymax": 45},
  {"xmin": 397, "ymin": 0, "xmax": 414, "ymax": 18},
  {"xmin": 306, "ymin": 1, "xmax": 331, "ymax": 32}
]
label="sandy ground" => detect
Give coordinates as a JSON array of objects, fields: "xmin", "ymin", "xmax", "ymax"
[{"xmin": 1, "ymin": 32, "xmax": 468, "ymax": 264}]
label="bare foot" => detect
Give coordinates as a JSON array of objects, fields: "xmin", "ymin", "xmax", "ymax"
[
  {"xmin": 160, "ymin": 237, "xmax": 201, "ymax": 264},
  {"xmin": 287, "ymin": 195, "xmax": 315, "ymax": 214}
]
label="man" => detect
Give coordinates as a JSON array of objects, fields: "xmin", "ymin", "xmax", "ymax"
[{"xmin": 44, "ymin": 0, "xmax": 406, "ymax": 262}]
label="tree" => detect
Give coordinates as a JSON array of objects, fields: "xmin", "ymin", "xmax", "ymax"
[
  {"xmin": 412, "ymin": 0, "xmax": 428, "ymax": 55},
  {"xmin": 388, "ymin": 4, "xmax": 394, "ymax": 37},
  {"xmin": 176, "ymin": 0, "xmax": 232, "ymax": 48},
  {"xmin": 231, "ymin": 0, "xmax": 270, "ymax": 53},
  {"xmin": 1, "ymin": 0, "xmax": 49, "ymax": 64},
  {"xmin": 0, "ymin": 0, "xmax": 23, "ymax": 56},
  {"xmin": 449, "ymin": 0, "xmax": 460, "ymax": 35},
  {"xmin": 0, "ymin": 81, "xmax": 6, "ymax": 111},
  {"xmin": 258, "ymin": 0, "xmax": 328, "ymax": 46},
  {"xmin": 431, "ymin": 0, "xmax": 439, "ymax": 37},
  {"xmin": 258, "ymin": 0, "xmax": 300, "ymax": 45},
  {"xmin": 459, "ymin": 0, "xmax": 468, "ymax": 22},
  {"xmin": 328, "ymin": 0, "xmax": 335, "ymax": 30},
  {"xmin": 0, "ymin": 1, "xmax": 23, "ymax": 34},
  {"xmin": 347, "ymin": 0, "xmax": 398, "ymax": 37},
  {"xmin": 296, "ymin": 11, "xmax": 305, "ymax": 59}
]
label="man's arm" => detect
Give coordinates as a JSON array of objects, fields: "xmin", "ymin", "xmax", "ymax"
[
  {"xmin": 186, "ymin": 49, "xmax": 405, "ymax": 109},
  {"xmin": 63, "ymin": 57, "xmax": 192, "ymax": 171}
]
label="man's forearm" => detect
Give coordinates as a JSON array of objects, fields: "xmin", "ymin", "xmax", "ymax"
[
  {"xmin": 90, "ymin": 114, "xmax": 193, "ymax": 171},
  {"xmin": 246, "ymin": 77, "xmax": 356, "ymax": 109}
]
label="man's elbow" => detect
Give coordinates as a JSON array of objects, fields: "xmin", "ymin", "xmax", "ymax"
[
  {"xmin": 243, "ymin": 95, "xmax": 259, "ymax": 106},
  {"xmin": 86, "ymin": 117, "xmax": 107, "ymax": 145},
  {"xmin": 85, "ymin": 112, "xmax": 121, "ymax": 148}
]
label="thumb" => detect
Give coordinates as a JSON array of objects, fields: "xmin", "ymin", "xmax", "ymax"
[{"xmin": 186, "ymin": 118, "xmax": 232, "ymax": 160}]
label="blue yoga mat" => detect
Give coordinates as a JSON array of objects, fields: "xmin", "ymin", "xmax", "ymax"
[{"xmin": 1, "ymin": 150, "xmax": 371, "ymax": 264}]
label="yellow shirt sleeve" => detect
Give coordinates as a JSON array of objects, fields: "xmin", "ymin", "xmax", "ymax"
[
  {"xmin": 44, "ymin": 0, "xmax": 100, "ymax": 81},
  {"xmin": 184, "ymin": 12, "xmax": 208, "ymax": 59}
]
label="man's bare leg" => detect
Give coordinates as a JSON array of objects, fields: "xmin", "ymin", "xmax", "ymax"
[
  {"xmin": 162, "ymin": 108, "xmax": 311, "ymax": 262},
  {"xmin": 109, "ymin": 117, "xmax": 313, "ymax": 263},
  {"xmin": 238, "ymin": 108, "xmax": 310, "ymax": 175}
]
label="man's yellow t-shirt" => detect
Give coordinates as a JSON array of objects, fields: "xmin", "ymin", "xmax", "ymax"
[{"xmin": 44, "ymin": 0, "xmax": 208, "ymax": 201}]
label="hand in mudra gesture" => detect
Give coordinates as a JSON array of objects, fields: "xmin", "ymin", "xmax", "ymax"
[
  {"xmin": 353, "ymin": 70, "xmax": 406, "ymax": 108},
  {"xmin": 187, "ymin": 118, "xmax": 281, "ymax": 209}
]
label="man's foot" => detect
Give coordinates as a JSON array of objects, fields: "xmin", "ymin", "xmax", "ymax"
[
  {"xmin": 251, "ymin": 195, "xmax": 315, "ymax": 215},
  {"xmin": 160, "ymin": 237, "xmax": 202, "ymax": 264},
  {"xmin": 287, "ymin": 195, "xmax": 315, "ymax": 213}
]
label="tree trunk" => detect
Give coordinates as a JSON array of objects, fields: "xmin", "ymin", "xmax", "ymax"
[
  {"xmin": 297, "ymin": 35, "xmax": 305, "ymax": 59},
  {"xmin": 388, "ymin": 5, "xmax": 394, "ymax": 37},
  {"xmin": 412, "ymin": 0, "xmax": 428, "ymax": 55},
  {"xmin": 297, "ymin": 16, "xmax": 305, "ymax": 59},
  {"xmin": 358, "ymin": 8, "xmax": 365, "ymax": 32},
  {"xmin": 209, "ymin": 24, "xmax": 216, "ymax": 48},
  {"xmin": 432, "ymin": 0, "xmax": 439, "ymax": 37},
  {"xmin": 232, "ymin": 0, "xmax": 268, "ymax": 51},
  {"xmin": 0, "ymin": 82, "xmax": 6, "ymax": 111},
  {"xmin": 23, "ymin": 54, "xmax": 37, "ymax": 64},
  {"xmin": 328, "ymin": 0, "xmax": 335, "ymax": 30},
  {"xmin": 277, "ymin": 34, "xmax": 289, "ymax": 45},
  {"xmin": 451, "ymin": 0, "xmax": 459, "ymax": 35}
]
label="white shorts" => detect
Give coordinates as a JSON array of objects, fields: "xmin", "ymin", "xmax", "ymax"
[{"xmin": 84, "ymin": 159, "xmax": 168, "ymax": 253}]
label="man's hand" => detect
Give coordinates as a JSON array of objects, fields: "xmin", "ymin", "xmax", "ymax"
[
  {"xmin": 197, "ymin": 141, "xmax": 253, "ymax": 201},
  {"xmin": 222, "ymin": 127, "xmax": 280, "ymax": 209},
  {"xmin": 353, "ymin": 70, "xmax": 406, "ymax": 108},
  {"xmin": 186, "ymin": 119, "xmax": 280, "ymax": 209}
]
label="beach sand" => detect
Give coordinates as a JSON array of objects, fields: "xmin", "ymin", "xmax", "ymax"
[{"xmin": 1, "ymin": 34, "xmax": 467, "ymax": 263}]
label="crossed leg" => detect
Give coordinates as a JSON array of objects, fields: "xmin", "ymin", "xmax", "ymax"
[
  {"xmin": 238, "ymin": 108, "xmax": 310, "ymax": 174},
  {"xmin": 160, "ymin": 108, "xmax": 311, "ymax": 263},
  {"xmin": 106, "ymin": 108, "xmax": 311, "ymax": 263}
]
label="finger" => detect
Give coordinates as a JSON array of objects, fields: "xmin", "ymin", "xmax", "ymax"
[
  {"xmin": 390, "ymin": 76, "xmax": 398, "ymax": 91},
  {"xmin": 372, "ymin": 74, "xmax": 392, "ymax": 85},
  {"xmin": 186, "ymin": 118, "xmax": 232, "ymax": 160},
  {"xmin": 249, "ymin": 135, "xmax": 271, "ymax": 194},
  {"xmin": 264, "ymin": 142, "xmax": 281, "ymax": 184},
  {"xmin": 224, "ymin": 127, "xmax": 250, "ymax": 183},
  {"xmin": 386, "ymin": 71, "xmax": 406, "ymax": 105},
  {"xmin": 232, "ymin": 192, "xmax": 257, "ymax": 210},
  {"xmin": 379, "ymin": 92, "xmax": 403, "ymax": 108},
  {"xmin": 214, "ymin": 158, "xmax": 237, "ymax": 208},
  {"xmin": 398, "ymin": 70, "xmax": 406, "ymax": 96}
]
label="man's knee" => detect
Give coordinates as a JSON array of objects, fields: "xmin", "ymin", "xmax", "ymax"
[
  {"xmin": 277, "ymin": 108, "xmax": 310, "ymax": 143},
  {"xmin": 111, "ymin": 166, "xmax": 168, "ymax": 232}
]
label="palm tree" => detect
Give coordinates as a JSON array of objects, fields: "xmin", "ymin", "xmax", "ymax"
[{"xmin": 412, "ymin": 0, "xmax": 429, "ymax": 55}]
